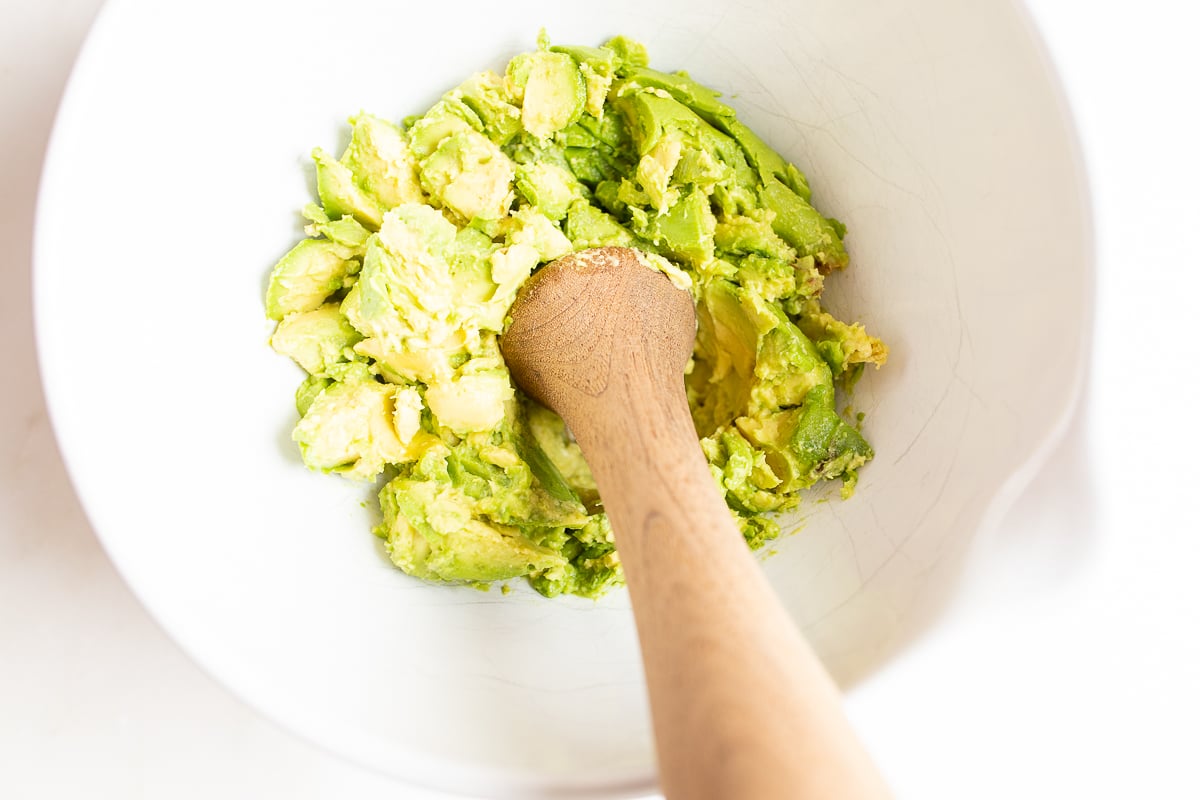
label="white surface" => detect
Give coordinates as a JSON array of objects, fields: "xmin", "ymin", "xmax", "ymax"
[
  {"xmin": 31, "ymin": 0, "xmax": 1089, "ymax": 795},
  {"xmin": 2, "ymin": 4, "xmax": 1197, "ymax": 800}
]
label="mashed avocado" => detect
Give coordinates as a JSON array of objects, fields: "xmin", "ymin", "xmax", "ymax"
[{"xmin": 265, "ymin": 33, "xmax": 887, "ymax": 598}]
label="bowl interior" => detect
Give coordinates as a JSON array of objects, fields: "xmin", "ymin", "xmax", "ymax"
[{"xmin": 36, "ymin": 0, "xmax": 1090, "ymax": 796}]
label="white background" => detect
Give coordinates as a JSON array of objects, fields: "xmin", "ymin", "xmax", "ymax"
[{"xmin": 3, "ymin": 1, "xmax": 1197, "ymax": 798}]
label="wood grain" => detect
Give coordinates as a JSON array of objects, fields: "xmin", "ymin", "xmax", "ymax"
[{"xmin": 503, "ymin": 247, "xmax": 891, "ymax": 800}]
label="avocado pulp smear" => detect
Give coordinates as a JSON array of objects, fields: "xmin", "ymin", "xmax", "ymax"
[{"xmin": 265, "ymin": 33, "xmax": 888, "ymax": 598}]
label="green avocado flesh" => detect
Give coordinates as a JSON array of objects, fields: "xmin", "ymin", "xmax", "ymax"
[{"xmin": 265, "ymin": 32, "xmax": 888, "ymax": 598}]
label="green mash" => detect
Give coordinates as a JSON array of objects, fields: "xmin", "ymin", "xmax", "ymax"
[{"xmin": 266, "ymin": 34, "xmax": 887, "ymax": 598}]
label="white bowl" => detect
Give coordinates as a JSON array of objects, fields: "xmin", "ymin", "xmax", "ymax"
[{"xmin": 35, "ymin": 0, "xmax": 1091, "ymax": 796}]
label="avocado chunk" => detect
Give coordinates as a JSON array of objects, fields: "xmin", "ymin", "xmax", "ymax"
[
  {"xmin": 689, "ymin": 279, "xmax": 758, "ymax": 438},
  {"xmin": 295, "ymin": 374, "xmax": 331, "ymax": 416},
  {"xmin": 601, "ymin": 35, "xmax": 649, "ymax": 70},
  {"xmin": 270, "ymin": 303, "xmax": 363, "ymax": 375},
  {"xmin": 734, "ymin": 254, "xmax": 799, "ymax": 303},
  {"xmin": 293, "ymin": 378, "xmax": 415, "ymax": 480},
  {"xmin": 418, "ymin": 129, "xmax": 516, "ymax": 223},
  {"xmin": 760, "ymin": 177, "xmax": 848, "ymax": 270},
  {"xmin": 342, "ymin": 113, "xmax": 425, "ymax": 209},
  {"xmin": 504, "ymin": 206, "xmax": 573, "ymax": 262},
  {"xmin": 616, "ymin": 65, "xmax": 735, "ymax": 126},
  {"xmin": 550, "ymin": 44, "xmax": 616, "ymax": 119},
  {"xmin": 313, "ymin": 147, "xmax": 385, "ymax": 229},
  {"xmin": 720, "ymin": 119, "xmax": 812, "ymax": 201},
  {"xmin": 635, "ymin": 132, "xmax": 683, "ymax": 212},
  {"xmin": 447, "ymin": 226, "xmax": 502, "ymax": 310},
  {"xmin": 380, "ymin": 478, "xmax": 567, "ymax": 582},
  {"xmin": 453, "ymin": 71, "xmax": 523, "ymax": 146},
  {"xmin": 524, "ymin": 400, "xmax": 598, "ymax": 509},
  {"xmin": 310, "ymin": 113, "xmax": 428, "ymax": 231},
  {"xmin": 406, "ymin": 98, "xmax": 480, "ymax": 158},
  {"xmin": 563, "ymin": 199, "xmax": 635, "ymax": 248},
  {"xmin": 714, "ymin": 211, "xmax": 797, "ymax": 262},
  {"xmin": 514, "ymin": 161, "xmax": 586, "ymax": 220},
  {"xmin": 352, "ymin": 207, "xmax": 458, "ymax": 343},
  {"xmin": 787, "ymin": 296, "xmax": 889, "ymax": 376},
  {"xmin": 688, "ymin": 278, "xmax": 871, "ymax": 509},
  {"xmin": 265, "ymin": 238, "xmax": 359, "ymax": 320},
  {"xmin": 736, "ymin": 383, "xmax": 872, "ymax": 494},
  {"xmin": 304, "ymin": 213, "xmax": 372, "ymax": 255},
  {"xmin": 425, "ymin": 367, "xmax": 514, "ymax": 435},
  {"xmin": 508, "ymin": 50, "xmax": 585, "ymax": 140},
  {"xmin": 529, "ymin": 515, "xmax": 620, "ymax": 598},
  {"xmin": 635, "ymin": 188, "xmax": 716, "ymax": 268}
]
